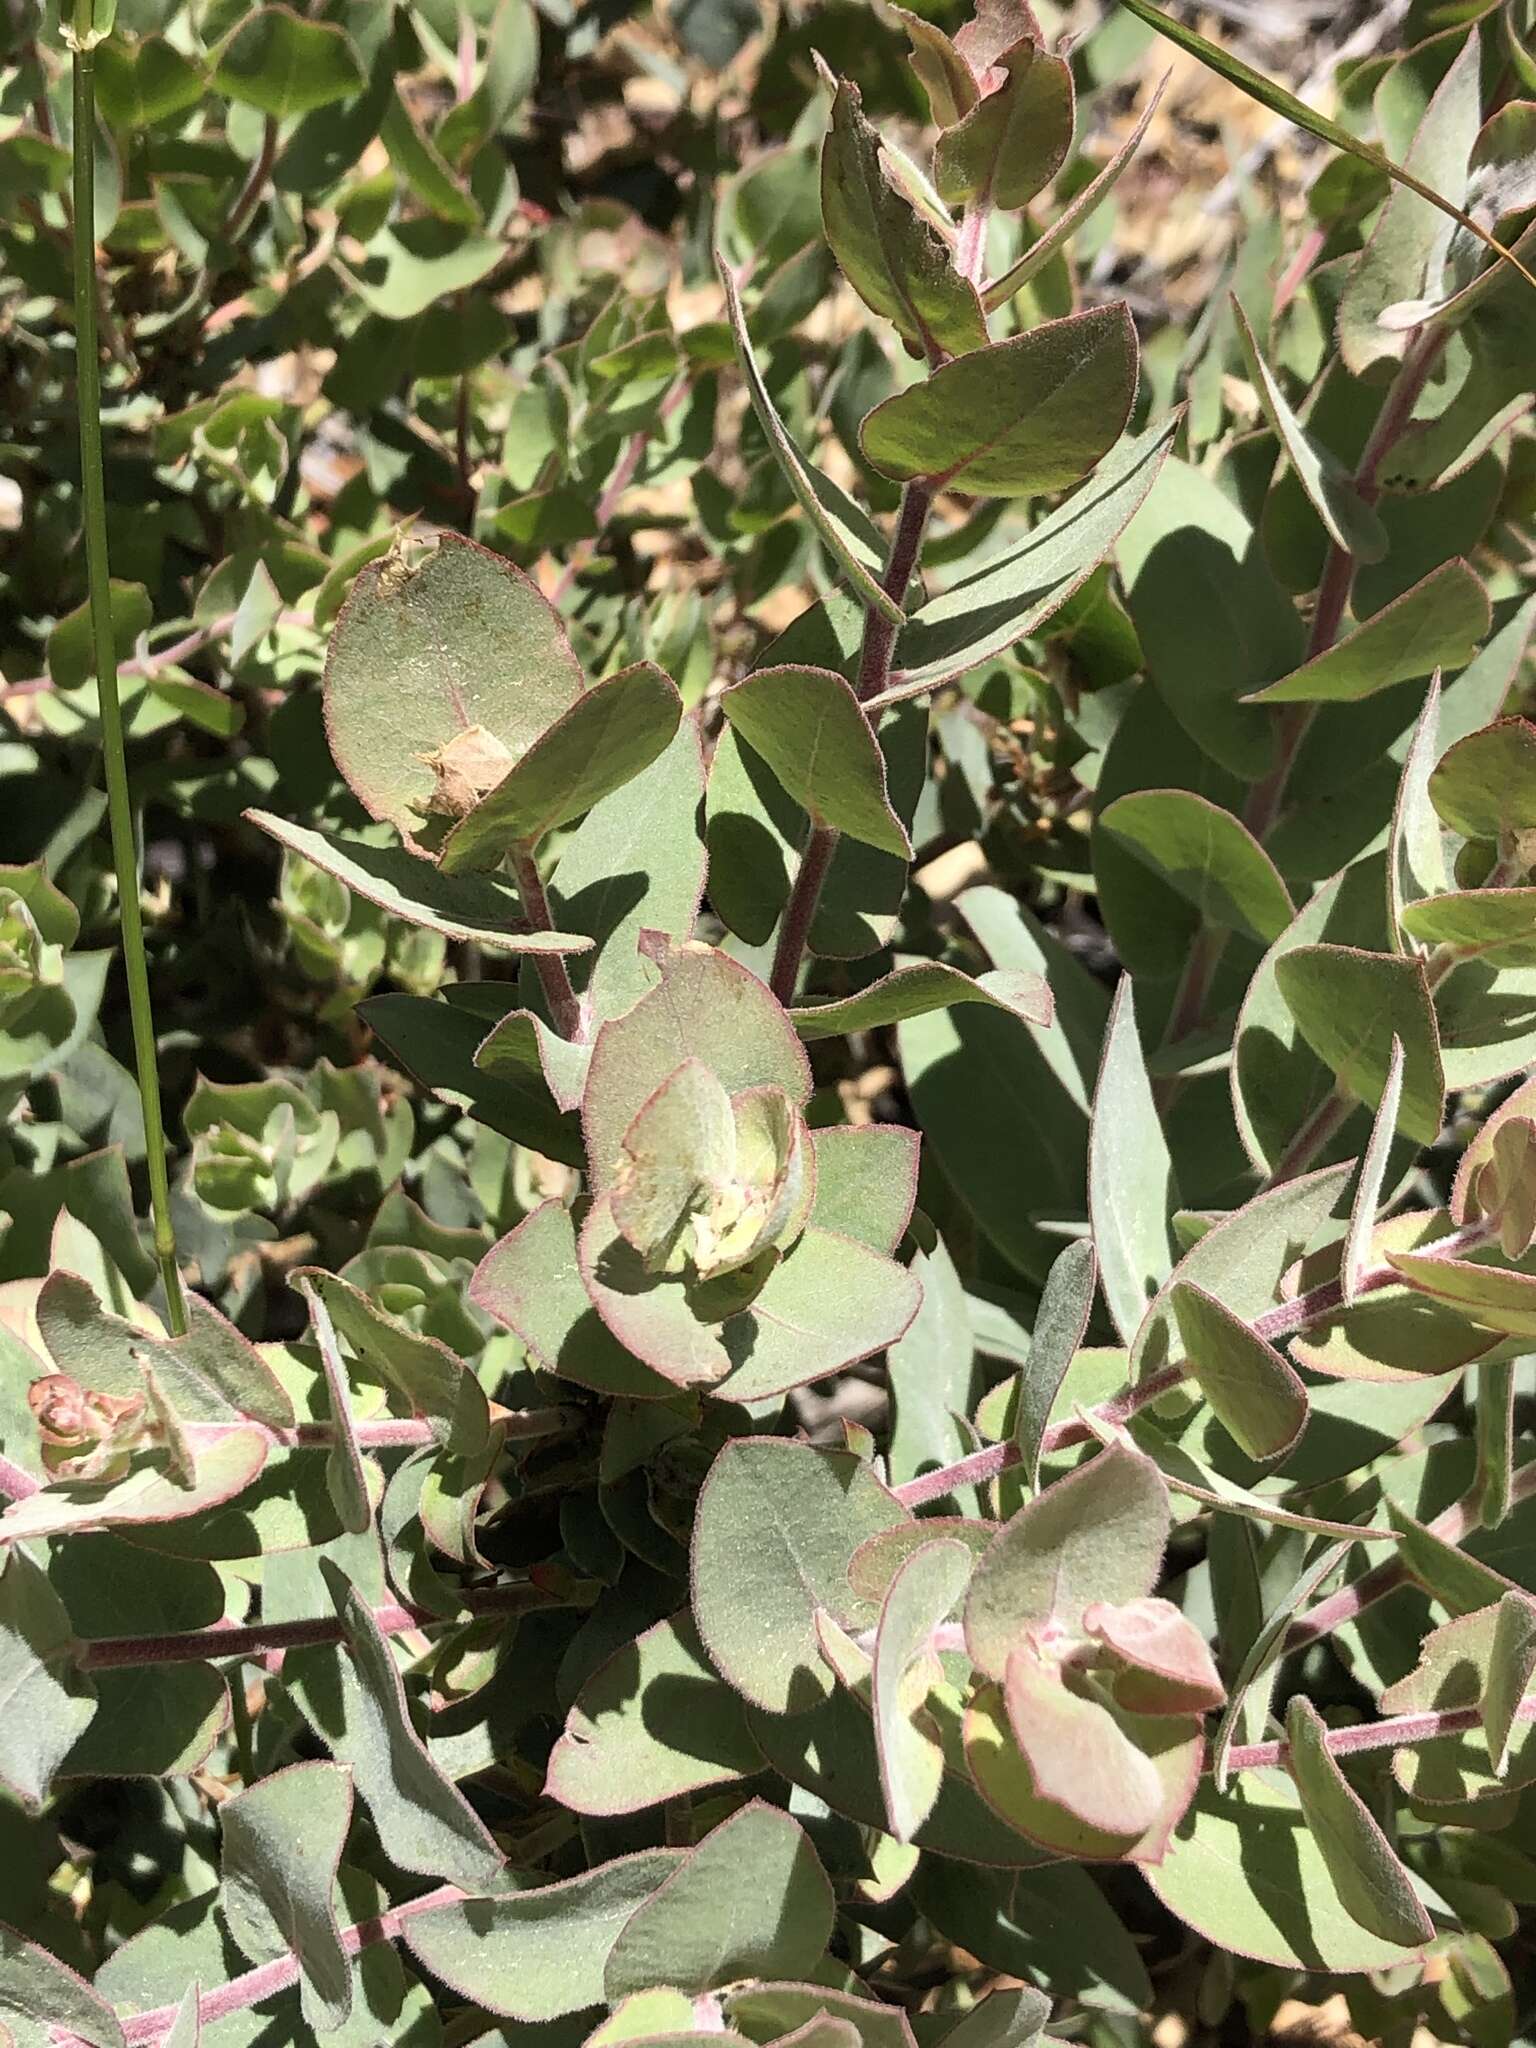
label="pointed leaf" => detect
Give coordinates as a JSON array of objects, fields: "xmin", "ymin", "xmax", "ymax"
[
  {"xmin": 793, "ymin": 961, "xmax": 1051, "ymax": 1039},
  {"xmin": 1242, "ymin": 561, "xmax": 1489, "ymax": 704},
  {"xmin": 604, "ymin": 1802, "xmax": 834, "ymax": 1999},
  {"xmin": 873, "ymin": 1538, "xmax": 974, "ymax": 1841},
  {"xmin": 1089, "ymin": 979, "xmax": 1176, "ymax": 1342},
  {"xmin": 1338, "ymin": 37, "xmax": 1484, "ymax": 377},
  {"xmin": 1285, "ymin": 1696, "xmax": 1433, "ymax": 1947},
  {"xmin": 1389, "ymin": 676, "xmax": 1450, "ymax": 950},
  {"xmin": 821, "ymin": 79, "xmax": 987, "ymax": 358},
  {"xmin": 1097, "ymin": 789, "xmax": 1294, "ymax": 945},
  {"xmin": 220, "ymin": 1760, "xmax": 353, "ymax": 2032},
  {"xmin": 1170, "ymin": 1281, "xmax": 1308, "ymax": 1463},
  {"xmin": 1015, "ymin": 1238, "xmax": 1097, "ymax": 1489},
  {"xmin": 438, "ymin": 662, "xmax": 683, "ymax": 871},
  {"xmin": 984, "ymin": 77, "xmax": 1168, "ymax": 309},
  {"xmin": 245, "ymin": 803, "xmax": 562, "ymax": 941},
  {"xmin": 1387, "ymin": 1244, "xmax": 1536, "ymax": 1338},
  {"xmin": 291, "ymin": 1559, "xmax": 505, "ymax": 1888},
  {"xmin": 1484, "ymin": 1589, "xmax": 1536, "ymax": 1776},
  {"xmin": 718, "ymin": 263, "xmax": 903, "ymax": 625},
  {"xmin": 298, "ymin": 1279, "xmax": 371, "ymax": 1537},
  {"xmin": 299, "ymin": 1269, "xmax": 490, "ymax": 1453},
  {"xmin": 690, "ymin": 1437, "xmax": 907, "ymax": 1714},
  {"xmin": 882, "ymin": 413, "xmax": 1178, "ymax": 700},
  {"xmin": 1231, "ymin": 298, "xmax": 1386, "ymax": 562},
  {"xmin": 861, "ymin": 307, "xmax": 1138, "ymax": 499},
  {"xmin": 402, "ymin": 1851, "xmax": 684, "ymax": 2021},
  {"xmin": 1110, "ymin": 0, "xmax": 1536, "ymax": 303},
  {"xmin": 1343, "ymin": 1036, "xmax": 1405, "ymax": 1305},
  {"xmin": 1275, "ymin": 943, "xmax": 1444, "ymax": 1144},
  {"xmin": 1382, "ymin": 1603, "xmax": 1536, "ymax": 1801},
  {"xmin": 721, "ymin": 666, "xmax": 911, "ymax": 855}
]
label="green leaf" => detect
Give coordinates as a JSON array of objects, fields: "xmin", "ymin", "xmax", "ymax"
[
  {"xmin": 1284, "ymin": 1696, "xmax": 1434, "ymax": 1948},
  {"xmin": 882, "ymin": 413, "xmax": 1179, "ymax": 699},
  {"xmin": 806, "ymin": 1124, "xmax": 920, "ymax": 1252},
  {"xmin": 984, "ymin": 77, "xmax": 1168, "ymax": 309},
  {"xmin": 1089, "ymin": 978, "xmax": 1176, "ymax": 1342},
  {"xmin": 62, "ymin": 1663, "xmax": 227, "ymax": 1781},
  {"xmin": 1117, "ymin": 454, "xmax": 1303, "ymax": 779},
  {"xmin": 1275, "ymin": 943, "xmax": 1445, "ymax": 1143},
  {"xmin": 160, "ymin": 1986, "xmax": 200, "ymax": 2048},
  {"xmin": 720, "ymin": 666, "xmax": 911, "ymax": 855},
  {"xmin": 728, "ymin": 1982, "xmax": 918, "ymax": 2048},
  {"xmin": 1401, "ymin": 888, "xmax": 1536, "ymax": 965},
  {"xmin": 1389, "ymin": 677, "xmax": 1450, "ymax": 949},
  {"xmin": 380, "ymin": 89, "xmax": 480, "ymax": 228},
  {"xmin": 362, "ymin": 989, "xmax": 581, "ymax": 1163},
  {"xmin": 94, "ymin": 35, "xmax": 204, "ymax": 130},
  {"xmin": 792, "ymin": 961, "xmax": 1053, "ymax": 1040},
  {"xmin": 746, "ymin": 1683, "xmax": 1049, "ymax": 1870},
  {"xmin": 1099, "ymin": 789, "xmax": 1293, "ymax": 946},
  {"xmin": 861, "ymin": 308, "xmax": 1137, "ymax": 499},
  {"xmin": 402, "ymin": 1852, "xmax": 684, "ymax": 2021},
  {"xmin": 936, "ymin": 1988, "xmax": 1051, "ymax": 2048},
  {"xmin": 1242, "ymin": 562, "xmax": 1490, "ymax": 704},
  {"xmin": 471, "ymin": 1198, "xmax": 675, "ymax": 1398},
  {"xmin": 886, "ymin": 6, "xmax": 977, "ymax": 125},
  {"xmin": 1016, "ymin": 1239, "xmax": 1097, "ymax": 1489},
  {"xmin": 583, "ymin": 940, "xmax": 810, "ymax": 1201},
  {"xmin": 717, "ymin": 263, "xmax": 904, "ymax": 625},
  {"xmin": 1381, "ymin": 1602, "xmax": 1536, "ymax": 1801},
  {"xmin": 1230, "ymin": 298, "xmax": 1386, "ymax": 563},
  {"xmin": 1294, "ymin": 1211, "xmax": 1500, "ymax": 1382},
  {"xmin": 300, "ymin": 1280, "xmax": 372, "ymax": 1538},
  {"xmin": 548, "ymin": 714, "xmax": 708, "ymax": 1024},
  {"xmin": 872, "ymin": 1538, "xmax": 973, "ymax": 1841},
  {"xmin": 47, "ymin": 580, "xmax": 150, "ymax": 690},
  {"xmin": 821, "ymin": 80, "xmax": 987, "ymax": 359},
  {"xmin": 245, "ymin": 813, "xmax": 592, "ymax": 954},
  {"xmin": 691, "ymin": 1437, "xmax": 907, "ymax": 1713},
  {"xmin": 1132, "ymin": 1164, "xmax": 1354, "ymax": 1377},
  {"xmin": 546, "ymin": 1611, "xmax": 761, "ymax": 1815},
  {"xmin": 286, "ymin": 1559, "xmax": 506, "ymax": 1889},
  {"xmin": 1343, "ymin": 1036, "xmax": 1405, "ymax": 1305},
  {"xmin": 1387, "ymin": 1243, "xmax": 1536, "ymax": 1338},
  {"xmin": 1110, "ymin": 0, "xmax": 1536, "ymax": 305},
  {"xmin": 347, "ymin": 220, "xmax": 507, "ymax": 321},
  {"xmin": 913, "ymin": 1857, "xmax": 1152, "ymax": 2013},
  {"xmin": 1147, "ymin": 1774, "xmax": 1434, "ymax": 1972},
  {"xmin": 1483, "ymin": 1590, "xmax": 1536, "ymax": 1776},
  {"xmin": 438, "ymin": 664, "xmax": 683, "ymax": 871},
  {"xmin": 0, "ymin": 1924, "xmax": 125, "ymax": 2048},
  {"xmin": 220, "ymin": 1761, "xmax": 353, "ymax": 2033},
  {"xmin": 965, "ymin": 1444, "xmax": 1168, "ymax": 1678},
  {"xmin": 604, "ymin": 1801, "xmax": 833, "ymax": 1998},
  {"xmin": 933, "ymin": 41, "xmax": 1074, "ymax": 211},
  {"xmin": 1338, "ymin": 36, "xmax": 1484, "ymax": 378},
  {"xmin": 36, "ymin": 1272, "xmax": 294, "ymax": 1429},
  {"xmin": 0, "ymin": 1551, "xmax": 97, "ymax": 1810},
  {"xmin": 297, "ymin": 1269, "xmax": 490, "ymax": 1454},
  {"xmin": 1429, "ymin": 716, "xmax": 1536, "ymax": 840},
  {"xmin": 322, "ymin": 532, "xmax": 584, "ymax": 841},
  {"xmin": 213, "ymin": 5, "xmax": 364, "ymax": 118},
  {"xmin": 0, "ymin": 1428, "xmax": 270, "ymax": 1546},
  {"xmin": 1170, "ymin": 1281, "xmax": 1308, "ymax": 1463}
]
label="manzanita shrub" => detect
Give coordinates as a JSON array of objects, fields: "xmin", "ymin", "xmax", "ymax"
[{"xmin": 8, "ymin": 0, "xmax": 1536, "ymax": 2040}]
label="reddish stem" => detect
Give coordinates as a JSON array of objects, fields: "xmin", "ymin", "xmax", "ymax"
[
  {"xmin": 78, "ymin": 1575, "xmax": 551, "ymax": 1671},
  {"xmin": 1224, "ymin": 1693, "xmax": 1536, "ymax": 1775}
]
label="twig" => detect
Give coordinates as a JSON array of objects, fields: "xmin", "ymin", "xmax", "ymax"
[{"xmin": 891, "ymin": 1219, "xmax": 1493, "ymax": 1508}]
